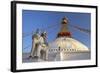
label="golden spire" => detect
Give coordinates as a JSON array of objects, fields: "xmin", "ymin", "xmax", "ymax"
[
  {"xmin": 60, "ymin": 17, "xmax": 69, "ymax": 32},
  {"xmin": 57, "ymin": 17, "xmax": 71, "ymax": 37}
]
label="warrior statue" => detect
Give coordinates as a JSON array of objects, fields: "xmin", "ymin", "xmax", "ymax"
[{"xmin": 30, "ymin": 29, "xmax": 48, "ymax": 61}]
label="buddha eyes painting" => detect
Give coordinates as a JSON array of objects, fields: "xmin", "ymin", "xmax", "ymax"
[{"xmin": 22, "ymin": 10, "xmax": 91, "ymax": 63}]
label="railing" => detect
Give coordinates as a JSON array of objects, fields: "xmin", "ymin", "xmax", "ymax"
[{"xmin": 48, "ymin": 48, "xmax": 90, "ymax": 53}]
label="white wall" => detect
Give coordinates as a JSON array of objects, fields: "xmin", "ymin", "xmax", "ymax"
[{"xmin": 0, "ymin": 0, "xmax": 99, "ymax": 73}]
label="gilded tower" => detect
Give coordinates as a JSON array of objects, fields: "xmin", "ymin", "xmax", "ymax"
[{"xmin": 57, "ymin": 17, "xmax": 71, "ymax": 37}]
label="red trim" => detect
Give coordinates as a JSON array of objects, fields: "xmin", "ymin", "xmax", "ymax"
[{"xmin": 57, "ymin": 32, "xmax": 71, "ymax": 37}]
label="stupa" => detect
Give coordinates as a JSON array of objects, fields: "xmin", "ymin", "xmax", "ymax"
[{"xmin": 48, "ymin": 17, "xmax": 90, "ymax": 61}]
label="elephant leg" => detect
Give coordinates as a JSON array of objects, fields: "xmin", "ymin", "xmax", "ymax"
[
  {"xmin": 45, "ymin": 50, "xmax": 48, "ymax": 61},
  {"xmin": 44, "ymin": 52, "xmax": 47, "ymax": 61},
  {"xmin": 42, "ymin": 49, "xmax": 48, "ymax": 61},
  {"xmin": 37, "ymin": 45, "xmax": 42, "ymax": 58},
  {"xmin": 30, "ymin": 41, "xmax": 36, "ymax": 58}
]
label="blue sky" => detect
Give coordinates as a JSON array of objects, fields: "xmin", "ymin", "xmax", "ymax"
[{"xmin": 22, "ymin": 10, "xmax": 91, "ymax": 53}]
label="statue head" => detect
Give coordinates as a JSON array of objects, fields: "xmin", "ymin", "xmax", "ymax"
[{"xmin": 41, "ymin": 31, "xmax": 47, "ymax": 39}]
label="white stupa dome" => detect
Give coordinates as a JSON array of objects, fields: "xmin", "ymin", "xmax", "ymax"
[
  {"xmin": 49, "ymin": 37, "xmax": 89, "ymax": 52},
  {"xmin": 48, "ymin": 37, "xmax": 90, "ymax": 61}
]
